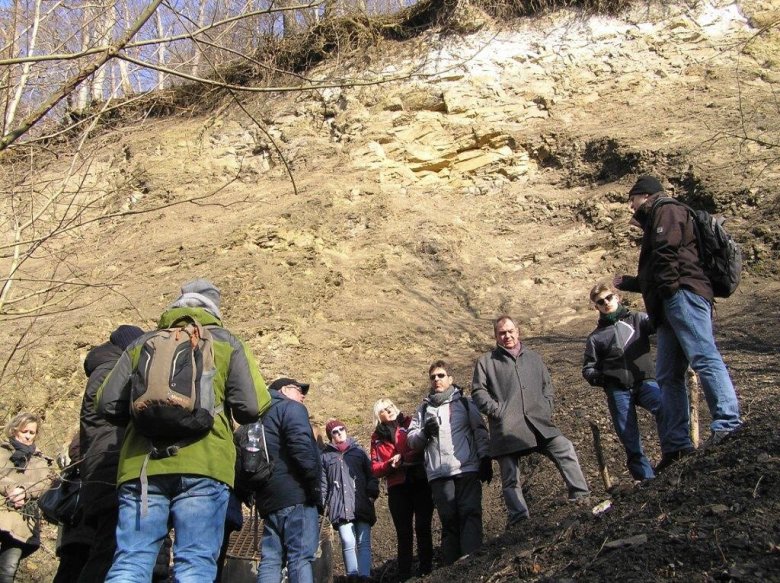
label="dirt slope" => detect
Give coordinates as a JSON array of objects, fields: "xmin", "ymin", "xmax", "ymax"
[{"xmin": 1, "ymin": 1, "xmax": 779, "ymax": 581}]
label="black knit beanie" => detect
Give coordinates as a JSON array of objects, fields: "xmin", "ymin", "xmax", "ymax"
[
  {"xmin": 628, "ymin": 175, "xmax": 664, "ymax": 199},
  {"xmin": 109, "ymin": 324, "xmax": 145, "ymax": 350}
]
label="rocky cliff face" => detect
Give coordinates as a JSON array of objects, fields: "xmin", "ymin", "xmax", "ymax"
[{"xmin": 1, "ymin": 2, "xmax": 779, "ymax": 579}]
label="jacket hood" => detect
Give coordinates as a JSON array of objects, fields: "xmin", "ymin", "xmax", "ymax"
[
  {"xmin": 83, "ymin": 342, "xmax": 124, "ymax": 377},
  {"xmin": 157, "ymin": 306, "xmax": 223, "ymax": 329}
]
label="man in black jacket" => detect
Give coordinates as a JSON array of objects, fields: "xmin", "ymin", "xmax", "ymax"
[
  {"xmin": 614, "ymin": 175, "xmax": 742, "ymax": 472},
  {"xmin": 255, "ymin": 378, "xmax": 322, "ymax": 583},
  {"xmin": 75, "ymin": 325, "xmax": 144, "ymax": 583},
  {"xmin": 583, "ymin": 282, "xmax": 661, "ymax": 482}
]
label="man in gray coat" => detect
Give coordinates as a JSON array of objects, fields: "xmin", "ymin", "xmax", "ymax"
[{"xmin": 471, "ymin": 316, "xmax": 589, "ymax": 528}]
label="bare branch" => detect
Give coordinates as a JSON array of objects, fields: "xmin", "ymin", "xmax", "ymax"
[{"xmin": 0, "ymin": 0, "xmax": 166, "ymax": 152}]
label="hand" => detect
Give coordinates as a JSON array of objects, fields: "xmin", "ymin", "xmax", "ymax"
[
  {"xmin": 423, "ymin": 416, "xmax": 439, "ymax": 439},
  {"xmin": 478, "ymin": 457, "xmax": 493, "ymax": 484},
  {"xmin": 612, "ymin": 275, "xmax": 624, "ymax": 290},
  {"xmin": 7, "ymin": 487, "xmax": 25, "ymax": 508},
  {"xmin": 389, "ymin": 454, "xmax": 401, "ymax": 468}
]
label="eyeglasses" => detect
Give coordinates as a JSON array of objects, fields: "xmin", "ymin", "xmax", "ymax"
[
  {"xmin": 382, "ymin": 406, "xmax": 396, "ymax": 414},
  {"xmin": 330, "ymin": 427, "xmax": 346, "ymax": 436},
  {"xmin": 429, "ymin": 372, "xmax": 447, "ymax": 380},
  {"xmin": 595, "ymin": 294, "xmax": 615, "ymax": 307}
]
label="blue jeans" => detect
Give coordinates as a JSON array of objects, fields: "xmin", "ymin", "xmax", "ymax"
[
  {"xmin": 656, "ymin": 289, "xmax": 742, "ymax": 453},
  {"xmin": 337, "ymin": 521, "xmax": 371, "ymax": 577},
  {"xmin": 605, "ymin": 380, "xmax": 662, "ymax": 480},
  {"xmin": 106, "ymin": 475, "xmax": 229, "ymax": 583},
  {"xmin": 257, "ymin": 504, "xmax": 319, "ymax": 583}
]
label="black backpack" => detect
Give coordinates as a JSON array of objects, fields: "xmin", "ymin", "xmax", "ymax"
[{"xmin": 653, "ymin": 199, "xmax": 742, "ymax": 298}]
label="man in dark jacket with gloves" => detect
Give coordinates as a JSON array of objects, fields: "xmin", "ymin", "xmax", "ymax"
[
  {"xmin": 472, "ymin": 316, "xmax": 589, "ymax": 528},
  {"xmin": 614, "ymin": 175, "xmax": 742, "ymax": 471},
  {"xmin": 255, "ymin": 378, "xmax": 322, "ymax": 583},
  {"xmin": 76, "ymin": 324, "xmax": 144, "ymax": 582}
]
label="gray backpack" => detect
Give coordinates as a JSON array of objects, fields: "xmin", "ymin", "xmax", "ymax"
[{"xmin": 130, "ymin": 316, "xmax": 219, "ymax": 440}]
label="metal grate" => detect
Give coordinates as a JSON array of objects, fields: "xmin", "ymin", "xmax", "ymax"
[{"xmin": 225, "ymin": 505, "xmax": 262, "ymax": 560}]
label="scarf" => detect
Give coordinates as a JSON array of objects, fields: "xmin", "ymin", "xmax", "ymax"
[
  {"xmin": 500, "ymin": 342, "xmax": 523, "ymax": 359},
  {"xmin": 9, "ymin": 438, "xmax": 36, "ymax": 468},
  {"xmin": 428, "ymin": 385, "xmax": 457, "ymax": 407},
  {"xmin": 334, "ymin": 441, "xmax": 350, "ymax": 453},
  {"xmin": 599, "ymin": 305, "xmax": 629, "ymax": 326}
]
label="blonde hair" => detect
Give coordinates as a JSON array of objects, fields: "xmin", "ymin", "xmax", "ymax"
[
  {"xmin": 589, "ymin": 282, "xmax": 616, "ymax": 303},
  {"xmin": 373, "ymin": 398, "xmax": 397, "ymax": 425},
  {"xmin": 5, "ymin": 412, "xmax": 41, "ymax": 441}
]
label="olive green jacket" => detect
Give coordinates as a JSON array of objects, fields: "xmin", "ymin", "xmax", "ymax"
[{"xmin": 96, "ymin": 307, "xmax": 271, "ymax": 487}]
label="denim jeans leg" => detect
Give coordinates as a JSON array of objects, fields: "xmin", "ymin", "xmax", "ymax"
[
  {"xmin": 663, "ymin": 289, "xmax": 742, "ymax": 433},
  {"xmin": 284, "ymin": 504, "xmax": 319, "ymax": 583},
  {"xmin": 656, "ymin": 318, "xmax": 694, "ymax": 454},
  {"xmin": 337, "ymin": 523, "xmax": 358, "ymax": 575},
  {"xmin": 354, "ymin": 521, "xmax": 372, "ymax": 577},
  {"xmin": 606, "ymin": 389, "xmax": 654, "ymax": 480},
  {"xmin": 497, "ymin": 455, "xmax": 529, "ymax": 523},
  {"xmin": 105, "ymin": 478, "xmax": 171, "ymax": 583},
  {"xmin": 257, "ymin": 508, "xmax": 287, "ymax": 583},
  {"xmin": 169, "ymin": 476, "xmax": 229, "ymax": 583}
]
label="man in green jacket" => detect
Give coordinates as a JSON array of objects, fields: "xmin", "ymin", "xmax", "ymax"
[{"xmin": 97, "ymin": 278, "xmax": 271, "ymax": 582}]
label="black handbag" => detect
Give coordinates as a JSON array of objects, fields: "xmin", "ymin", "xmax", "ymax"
[{"xmin": 38, "ymin": 466, "xmax": 82, "ymax": 526}]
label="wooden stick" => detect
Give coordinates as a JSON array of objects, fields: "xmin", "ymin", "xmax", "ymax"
[
  {"xmin": 589, "ymin": 420, "xmax": 612, "ymax": 491},
  {"xmin": 688, "ymin": 367, "xmax": 700, "ymax": 448}
]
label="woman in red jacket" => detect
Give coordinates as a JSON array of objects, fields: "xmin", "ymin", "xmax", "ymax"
[{"xmin": 370, "ymin": 399, "xmax": 433, "ymax": 581}]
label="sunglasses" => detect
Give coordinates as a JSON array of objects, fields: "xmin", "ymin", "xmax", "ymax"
[
  {"xmin": 429, "ymin": 372, "xmax": 447, "ymax": 380},
  {"xmin": 595, "ymin": 294, "xmax": 615, "ymax": 307},
  {"xmin": 330, "ymin": 427, "xmax": 346, "ymax": 436}
]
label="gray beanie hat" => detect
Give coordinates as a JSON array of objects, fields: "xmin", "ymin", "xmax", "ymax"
[{"xmin": 170, "ymin": 278, "xmax": 223, "ymax": 320}]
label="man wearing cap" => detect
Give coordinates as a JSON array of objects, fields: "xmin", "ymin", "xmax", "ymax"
[
  {"xmin": 255, "ymin": 377, "xmax": 322, "ymax": 583},
  {"xmin": 96, "ymin": 278, "xmax": 271, "ymax": 582},
  {"xmin": 614, "ymin": 176, "xmax": 742, "ymax": 471}
]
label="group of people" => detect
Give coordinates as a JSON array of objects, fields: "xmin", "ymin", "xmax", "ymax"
[{"xmin": 0, "ymin": 175, "xmax": 742, "ymax": 583}]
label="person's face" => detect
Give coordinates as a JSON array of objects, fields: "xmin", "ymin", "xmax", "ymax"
[
  {"xmin": 378, "ymin": 403, "xmax": 398, "ymax": 424},
  {"xmin": 593, "ymin": 290, "xmax": 620, "ymax": 315},
  {"xmin": 495, "ymin": 319, "xmax": 520, "ymax": 350},
  {"xmin": 15, "ymin": 422, "xmax": 37, "ymax": 446},
  {"xmin": 329, "ymin": 426, "xmax": 347, "ymax": 444},
  {"xmin": 429, "ymin": 367, "xmax": 453, "ymax": 393},
  {"xmin": 629, "ymin": 194, "xmax": 649, "ymax": 213},
  {"xmin": 281, "ymin": 385, "xmax": 306, "ymax": 403}
]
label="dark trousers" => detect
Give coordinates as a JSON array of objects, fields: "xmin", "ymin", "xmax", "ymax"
[
  {"xmin": 77, "ymin": 509, "xmax": 118, "ymax": 583},
  {"xmin": 429, "ymin": 472, "xmax": 482, "ymax": 566},
  {"xmin": 387, "ymin": 479, "xmax": 434, "ymax": 578},
  {"xmin": 0, "ymin": 541, "xmax": 23, "ymax": 583}
]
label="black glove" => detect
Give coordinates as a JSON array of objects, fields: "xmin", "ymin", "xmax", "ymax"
[
  {"xmin": 305, "ymin": 485, "xmax": 323, "ymax": 515},
  {"xmin": 478, "ymin": 457, "xmax": 493, "ymax": 484},
  {"xmin": 423, "ymin": 416, "xmax": 439, "ymax": 439}
]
